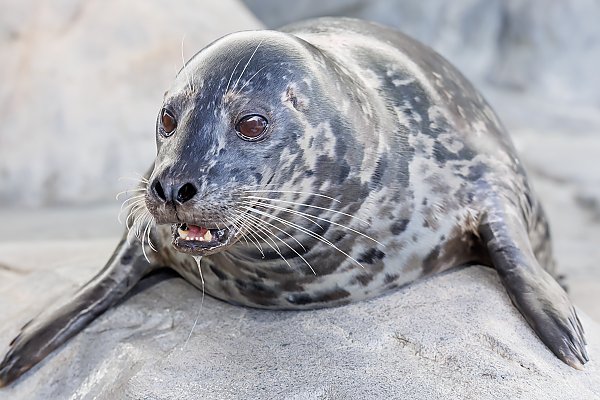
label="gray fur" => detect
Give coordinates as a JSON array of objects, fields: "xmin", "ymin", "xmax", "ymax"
[{"xmin": 0, "ymin": 17, "xmax": 587, "ymax": 386}]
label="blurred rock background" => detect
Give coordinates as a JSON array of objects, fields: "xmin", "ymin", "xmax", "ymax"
[{"xmin": 1, "ymin": 0, "xmax": 599, "ymax": 397}]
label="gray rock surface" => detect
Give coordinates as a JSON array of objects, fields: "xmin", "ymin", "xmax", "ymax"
[
  {"xmin": 0, "ymin": 0, "xmax": 261, "ymax": 206},
  {"xmin": 0, "ymin": 239, "xmax": 599, "ymax": 399}
]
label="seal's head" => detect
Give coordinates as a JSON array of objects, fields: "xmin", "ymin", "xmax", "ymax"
[{"xmin": 145, "ymin": 30, "xmax": 371, "ymax": 257}]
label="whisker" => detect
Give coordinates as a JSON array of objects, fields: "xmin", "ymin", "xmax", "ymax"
[
  {"xmin": 131, "ymin": 209, "xmax": 150, "ymax": 238},
  {"xmin": 118, "ymin": 177, "xmax": 145, "ymax": 183},
  {"xmin": 242, "ymin": 206, "xmax": 366, "ymax": 270},
  {"xmin": 119, "ymin": 173, "xmax": 149, "ymax": 184},
  {"xmin": 232, "ymin": 208, "xmax": 286, "ymax": 256},
  {"xmin": 241, "ymin": 195, "xmax": 370, "ymax": 225},
  {"xmin": 242, "ymin": 189, "xmax": 341, "ymax": 203},
  {"xmin": 119, "ymin": 194, "xmax": 146, "ymax": 207},
  {"xmin": 180, "ymin": 35, "xmax": 194, "ymax": 95},
  {"xmin": 241, "ymin": 200, "xmax": 323, "ymax": 230},
  {"xmin": 145, "ymin": 218, "xmax": 157, "ymax": 252},
  {"xmin": 240, "ymin": 209, "xmax": 307, "ymax": 252},
  {"xmin": 117, "ymin": 199, "xmax": 145, "ymax": 224},
  {"xmin": 234, "ymin": 200, "xmax": 274, "ymax": 252},
  {"xmin": 223, "ymin": 215, "xmax": 251, "ymax": 247},
  {"xmin": 115, "ymin": 187, "xmax": 147, "ymax": 200},
  {"xmin": 140, "ymin": 216, "xmax": 151, "ymax": 263},
  {"xmin": 243, "ymin": 201, "xmax": 384, "ymax": 246},
  {"xmin": 126, "ymin": 203, "xmax": 147, "ymax": 230},
  {"xmin": 118, "ymin": 197, "xmax": 145, "ymax": 219},
  {"xmin": 242, "ymin": 211, "xmax": 316, "ymax": 275},
  {"xmin": 227, "ymin": 214, "xmax": 265, "ymax": 256},
  {"xmin": 241, "ymin": 216, "xmax": 295, "ymax": 271},
  {"xmin": 239, "ymin": 214, "xmax": 306, "ymax": 252},
  {"xmin": 232, "ymin": 40, "xmax": 263, "ymax": 92},
  {"xmin": 235, "ymin": 65, "xmax": 267, "ymax": 94},
  {"xmin": 224, "ymin": 57, "xmax": 244, "ymax": 97},
  {"xmin": 184, "ymin": 257, "xmax": 205, "ymax": 348}
]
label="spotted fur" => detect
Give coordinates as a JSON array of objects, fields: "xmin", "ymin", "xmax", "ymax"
[
  {"xmin": 147, "ymin": 19, "xmax": 546, "ymax": 310},
  {"xmin": 0, "ymin": 18, "xmax": 587, "ymax": 386}
]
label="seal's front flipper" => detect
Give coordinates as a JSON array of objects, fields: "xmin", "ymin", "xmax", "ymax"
[
  {"xmin": 0, "ymin": 235, "xmax": 158, "ymax": 386},
  {"xmin": 479, "ymin": 211, "xmax": 588, "ymax": 369}
]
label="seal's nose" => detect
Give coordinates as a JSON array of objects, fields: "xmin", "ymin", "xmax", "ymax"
[
  {"xmin": 152, "ymin": 180, "xmax": 197, "ymax": 204},
  {"xmin": 176, "ymin": 183, "xmax": 197, "ymax": 204}
]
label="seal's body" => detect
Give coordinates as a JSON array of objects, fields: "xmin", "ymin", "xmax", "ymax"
[{"xmin": 0, "ymin": 18, "xmax": 587, "ymax": 385}]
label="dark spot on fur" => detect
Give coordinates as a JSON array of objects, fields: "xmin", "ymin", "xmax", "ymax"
[
  {"xmin": 370, "ymin": 156, "xmax": 388, "ymax": 189},
  {"xmin": 255, "ymin": 270, "xmax": 268, "ymax": 279},
  {"xmin": 390, "ymin": 219, "xmax": 409, "ymax": 235},
  {"xmin": 287, "ymin": 288, "xmax": 351, "ymax": 305},
  {"xmin": 235, "ymin": 279, "xmax": 278, "ymax": 305},
  {"xmin": 333, "ymin": 231, "xmax": 347, "ymax": 243},
  {"xmin": 353, "ymin": 274, "xmax": 374, "ymax": 286},
  {"xmin": 118, "ymin": 240, "xmax": 136, "ymax": 265},
  {"xmin": 304, "ymin": 169, "xmax": 314, "ymax": 177},
  {"xmin": 357, "ymin": 248, "xmax": 385, "ymax": 264},
  {"xmin": 384, "ymin": 274, "xmax": 398, "ymax": 284},
  {"xmin": 467, "ymin": 162, "xmax": 487, "ymax": 181},
  {"xmin": 432, "ymin": 142, "xmax": 475, "ymax": 167},
  {"xmin": 279, "ymin": 280, "xmax": 305, "ymax": 292},
  {"xmin": 422, "ymin": 245, "xmax": 441, "ymax": 274},
  {"xmin": 287, "ymin": 293, "xmax": 312, "ymax": 305},
  {"xmin": 209, "ymin": 265, "xmax": 228, "ymax": 281},
  {"xmin": 338, "ymin": 162, "xmax": 351, "ymax": 184},
  {"xmin": 319, "ymin": 289, "xmax": 351, "ymax": 302}
]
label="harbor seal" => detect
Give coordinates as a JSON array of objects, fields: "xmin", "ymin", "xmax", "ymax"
[{"xmin": 0, "ymin": 17, "xmax": 587, "ymax": 386}]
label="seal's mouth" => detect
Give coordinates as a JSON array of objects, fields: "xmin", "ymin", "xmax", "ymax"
[{"xmin": 171, "ymin": 223, "xmax": 234, "ymax": 255}]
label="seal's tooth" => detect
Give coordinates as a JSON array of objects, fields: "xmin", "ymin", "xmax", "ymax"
[
  {"xmin": 204, "ymin": 230, "xmax": 213, "ymax": 242},
  {"xmin": 178, "ymin": 228, "xmax": 188, "ymax": 239}
]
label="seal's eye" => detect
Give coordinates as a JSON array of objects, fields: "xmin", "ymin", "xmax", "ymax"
[
  {"xmin": 235, "ymin": 114, "xmax": 268, "ymax": 141},
  {"xmin": 160, "ymin": 108, "xmax": 177, "ymax": 136}
]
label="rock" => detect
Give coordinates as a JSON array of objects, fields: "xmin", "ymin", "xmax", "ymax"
[
  {"xmin": 0, "ymin": 0, "xmax": 261, "ymax": 207},
  {"xmin": 243, "ymin": 0, "xmax": 600, "ymax": 106},
  {"xmin": 1, "ymin": 239, "xmax": 599, "ymax": 399}
]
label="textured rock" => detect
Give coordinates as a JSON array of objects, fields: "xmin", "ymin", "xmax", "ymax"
[
  {"xmin": 0, "ymin": 239, "xmax": 599, "ymax": 399},
  {"xmin": 0, "ymin": 0, "xmax": 261, "ymax": 206}
]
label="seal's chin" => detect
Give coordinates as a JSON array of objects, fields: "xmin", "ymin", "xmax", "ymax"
[{"xmin": 171, "ymin": 223, "xmax": 233, "ymax": 256}]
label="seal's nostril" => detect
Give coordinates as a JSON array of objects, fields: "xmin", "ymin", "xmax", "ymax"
[
  {"xmin": 153, "ymin": 181, "xmax": 166, "ymax": 202},
  {"xmin": 176, "ymin": 183, "xmax": 197, "ymax": 204}
]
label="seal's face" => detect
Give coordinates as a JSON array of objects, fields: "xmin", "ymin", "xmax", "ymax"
[{"xmin": 144, "ymin": 31, "xmax": 340, "ymax": 257}]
